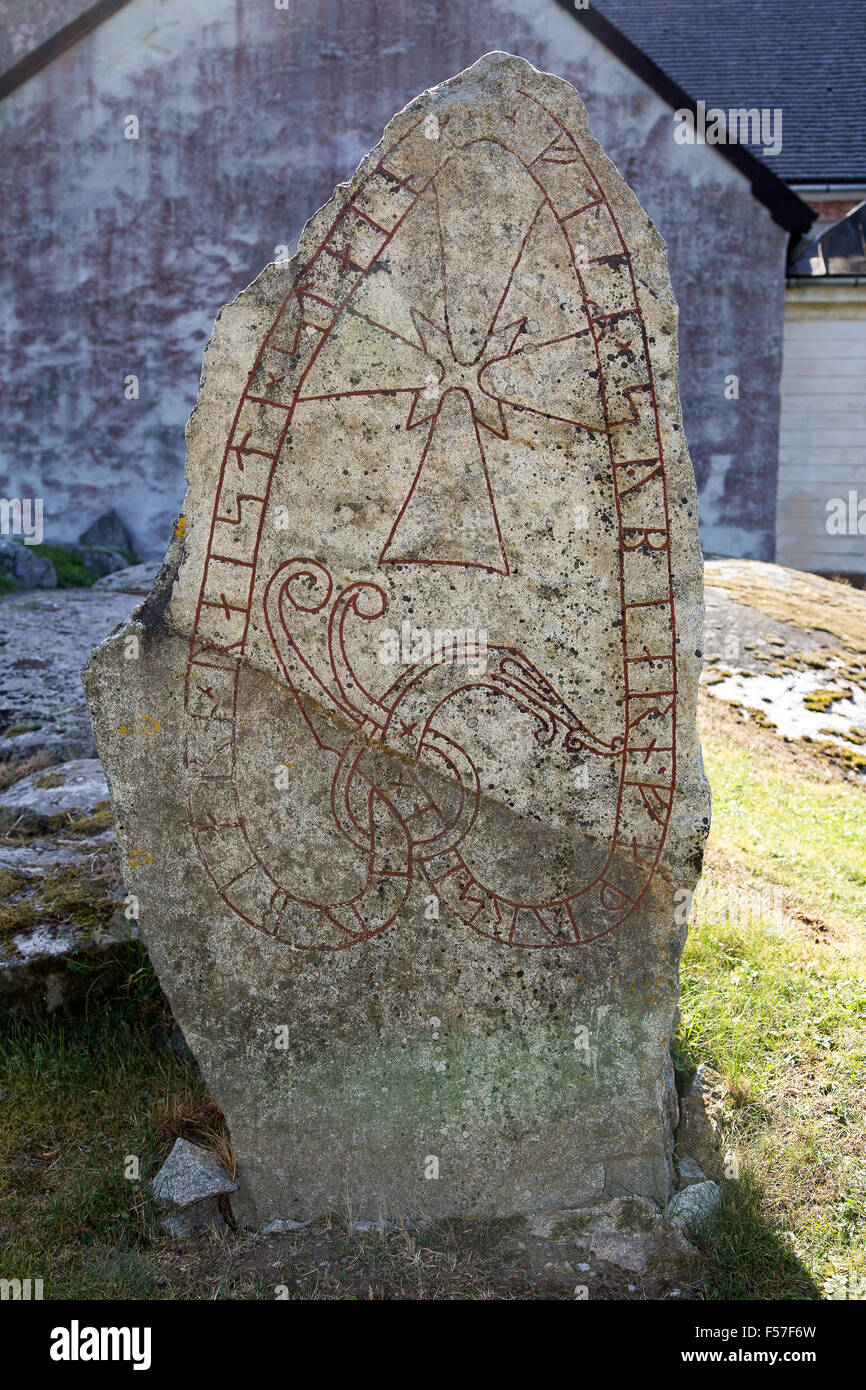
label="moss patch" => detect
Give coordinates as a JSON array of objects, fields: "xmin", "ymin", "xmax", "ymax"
[
  {"xmin": 615, "ymin": 1198, "xmax": 657, "ymax": 1234},
  {"xmin": 7, "ymin": 803, "xmax": 115, "ymax": 839},
  {"xmin": 803, "ymin": 687, "xmax": 854, "ymax": 714},
  {"xmin": 0, "ymin": 864, "xmax": 120, "ymax": 943},
  {"xmin": 50, "ymin": 803, "xmax": 114, "ymax": 836},
  {"xmin": 800, "ymin": 739, "xmax": 866, "ymax": 774},
  {"xmin": 552, "ymin": 1212, "xmax": 593, "ymax": 1239},
  {"xmin": 748, "ymin": 708, "xmax": 777, "ymax": 731},
  {"xmin": 33, "ymin": 771, "xmax": 67, "ymax": 790},
  {"xmin": 0, "ymin": 752, "xmax": 57, "ymax": 794},
  {"xmin": 706, "ymin": 561, "xmax": 866, "ymax": 654}
]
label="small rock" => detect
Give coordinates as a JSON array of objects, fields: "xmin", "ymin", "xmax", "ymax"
[
  {"xmin": 688, "ymin": 1063, "xmax": 710, "ymax": 1096},
  {"xmin": 11, "ymin": 924, "xmax": 75, "ymax": 959},
  {"xmin": 1, "ymin": 724, "xmax": 97, "ymax": 762},
  {"xmin": 547, "ymin": 1195, "xmax": 696, "ymax": 1275},
  {"xmin": 676, "ymin": 1155, "xmax": 706, "ymax": 1188},
  {"xmin": 261, "ymin": 1217, "xmax": 306, "ymax": 1235},
  {"xmin": 92, "ymin": 561, "xmax": 161, "ymax": 595},
  {"xmin": 149, "ymin": 1137, "xmax": 237, "ymax": 1209},
  {"xmin": 0, "ymin": 539, "xmax": 56, "ymax": 589},
  {"xmin": 69, "ymin": 545, "xmax": 128, "ymax": 577},
  {"xmin": 78, "ymin": 509, "xmax": 134, "ymax": 555},
  {"xmin": 0, "ymin": 835, "xmax": 107, "ymax": 874},
  {"xmin": 666, "ymin": 1180, "xmax": 721, "ymax": 1233}
]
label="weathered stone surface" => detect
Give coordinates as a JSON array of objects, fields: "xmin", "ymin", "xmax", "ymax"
[
  {"xmin": 0, "ymin": 587, "xmax": 139, "ymax": 761},
  {"xmin": 261, "ymin": 1217, "xmax": 307, "ymax": 1236},
  {"xmin": 150, "ymin": 1136, "xmax": 236, "ymax": 1239},
  {"xmin": 69, "ymin": 545, "xmax": 129, "ymax": 578},
  {"xmin": 675, "ymin": 1155, "xmax": 707, "ymax": 1189},
  {"xmin": 92, "ymin": 561, "xmax": 162, "ymax": 596},
  {"xmin": 675, "ymin": 1063, "xmax": 724, "ymax": 1166},
  {"xmin": 157, "ymin": 1202, "xmax": 226, "ymax": 1239},
  {"xmin": 537, "ymin": 1196, "xmax": 697, "ymax": 1276},
  {"xmin": 0, "ymin": 586, "xmax": 148, "ymax": 1019},
  {"xmin": 84, "ymin": 53, "xmax": 709, "ymax": 1227},
  {"xmin": 0, "ymin": 759, "xmax": 108, "ymax": 827}
]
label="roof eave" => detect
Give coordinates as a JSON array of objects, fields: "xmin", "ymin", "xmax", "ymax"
[
  {"xmin": 0, "ymin": 0, "xmax": 135, "ymax": 102},
  {"xmin": 554, "ymin": 0, "xmax": 816, "ymax": 235}
]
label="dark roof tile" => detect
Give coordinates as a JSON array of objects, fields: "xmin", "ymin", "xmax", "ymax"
[{"xmin": 586, "ymin": 0, "xmax": 865, "ymax": 182}]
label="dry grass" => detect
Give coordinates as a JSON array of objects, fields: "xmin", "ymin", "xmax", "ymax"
[
  {"xmin": 0, "ymin": 750, "xmax": 56, "ymax": 793},
  {"xmin": 153, "ymin": 1090, "xmax": 237, "ymax": 1180}
]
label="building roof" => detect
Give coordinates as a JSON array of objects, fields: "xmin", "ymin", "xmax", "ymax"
[
  {"xmin": 580, "ymin": 0, "xmax": 866, "ymax": 186},
  {"xmin": 554, "ymin": 0, "xmax": 814, "ymax": 232}
]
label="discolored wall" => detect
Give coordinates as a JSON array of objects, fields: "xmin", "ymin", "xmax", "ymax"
[{"xmin": 0, "ymin": 0, "xmax": 789, "ymax": 558}]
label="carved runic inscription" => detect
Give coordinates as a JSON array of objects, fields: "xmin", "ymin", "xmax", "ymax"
[{"xmin": 183, "ymin": 84, "xmax": 678, "ymax": 951}]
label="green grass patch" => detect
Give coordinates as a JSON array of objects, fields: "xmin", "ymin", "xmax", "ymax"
[
  {"xmin": 0, "ymin": 949, "xmax": 223, "ymax": 1298},
  {"xmin": 26, "ymin": 545, "xmax": 102, "ymax": 588},
  {"xmin": 701, "ymin": 732, "xmax": 866, "ymax": 932},
  {"xmin": 678, "ymin": 732, "xmax": 866, "ymax": 1299}
]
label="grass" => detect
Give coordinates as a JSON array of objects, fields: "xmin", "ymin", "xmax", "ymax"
[
  {"xmin": 0, "ymin": 959, "xmax": 574, "ymax": 1300},
  {"xmin": 0, "ymin": 950, "xmax": 181, "ymax": 1298},
  {"xmin": 21, "ymin": 546, "xmax": 102, "ymax": 588},
  {"xmin": 699, "ymin": 727, "xmax": 866, "ymax": 940},
  {"xmin": 675, "ymin": 709, "xmax": 866, "ymax": 1299},
  {"xmin": 0, "ymin": 750, "xmax": 56, "ymax": 793}
]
